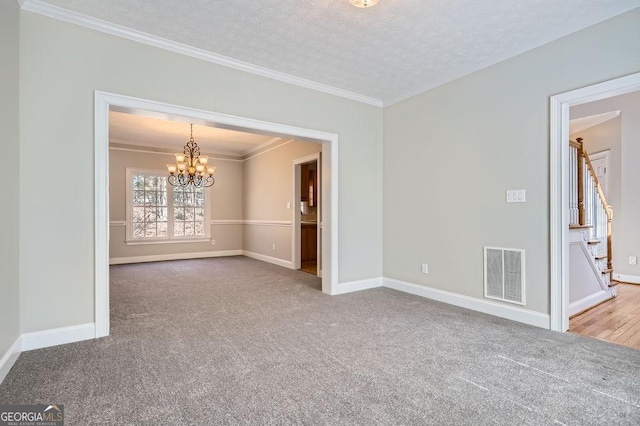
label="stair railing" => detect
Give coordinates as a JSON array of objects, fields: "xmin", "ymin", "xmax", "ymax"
[{"xmin": 569, "ymin": 138, "xmax": 613, "ymax": 271}]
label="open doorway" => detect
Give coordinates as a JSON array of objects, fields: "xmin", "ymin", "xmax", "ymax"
[
  {"xmin": 549, "ymin": 72, "xmax": 640, "ymax": 335},
  {"xmin": 292, "ymin": 154, "xmax": 321, "ymax": 277},
  {"xmin": 94, "ymin": 92, "xmax": 339, "ymax": 337},
  {"xmin": 565, "ymin": 89, "xmax": 640, "ymax": 349}
]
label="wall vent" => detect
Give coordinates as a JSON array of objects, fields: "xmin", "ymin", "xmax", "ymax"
[{"xmin": 484, "ymin": 247, "xmax": 525, "ymax": 305}]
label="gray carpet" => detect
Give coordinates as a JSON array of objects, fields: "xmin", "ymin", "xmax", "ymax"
[{"xmin": 1, "ymin": 257, "xmax": 640, "ymax": 425}]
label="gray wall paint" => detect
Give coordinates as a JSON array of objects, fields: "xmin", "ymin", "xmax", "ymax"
[
  {"xmin": 0, "ymin": 0, "xmax": 20, "ymax": 355},
  {"xmin": 243, "ymin": 141, "xmax": 322, "ymax": 261},
  {"xmin": 108, "ymin": 148, "xmax": 243, "ymax": 259},
  {"xmin": 383, "ymin": 8, "xmax": 640, "ymax": 315},
  {"xmin": 20, "ymin": 11, "xmax": 383, "ymax": 333},
  {"xmin": 571, "ymin": 91, "xmax": 640, "ymax": 277}
]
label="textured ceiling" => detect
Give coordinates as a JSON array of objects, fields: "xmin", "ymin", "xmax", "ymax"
[
  {"xmin": 109, "ymin": 111, "xmax": 279, "ymax": 157},
  {"xmin": 38, "ymin": 0, "xmax": 640, "ymax": 104}
]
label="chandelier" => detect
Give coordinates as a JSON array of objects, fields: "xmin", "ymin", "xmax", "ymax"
[
  {"xmin": 349, "ymin": 0, "xmax": 380, "ymax": 7},
  {"xmin": 166, "ymin": 124, "xmax": 216, "ymax": 188}
]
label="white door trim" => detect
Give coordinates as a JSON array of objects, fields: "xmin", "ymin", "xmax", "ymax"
[
  {"xmin": 95, "ymin": 91, "xmax": 339, "ymax": 338},
  {"xmin": 549, "ymin": 72, "xmax": 640, "ymax": 332}
]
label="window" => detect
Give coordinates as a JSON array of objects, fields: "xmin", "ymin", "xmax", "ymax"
[{"xmin": 126, "ymin": 169, "xmax": 210, "ymax": 243}]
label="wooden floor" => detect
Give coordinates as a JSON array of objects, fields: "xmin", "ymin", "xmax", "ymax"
[
  {"xmin": 300, "ymin": 260, "xmax": 317, "ymax": 275},
  {"xmin": 569, "ymin": 283, "xmax": 640, "ymax": 350}
]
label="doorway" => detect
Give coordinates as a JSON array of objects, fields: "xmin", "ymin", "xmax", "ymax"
[
  {"xmin": 293, "ymin": 154, "xmax": 321, "ymax": 277},
  {"xmin": 95, "ymin": 92, "xmax": 339, "ymax": 337},
  {"xmin": 549, "ymin": 72, "xmax": 640, "ymax": 332}
]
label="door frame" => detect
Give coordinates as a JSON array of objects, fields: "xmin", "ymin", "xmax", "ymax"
[
  {"xmin": 589, "ymin": 150, "xmax": 610, "ymax": 198},
  {"xmin": 292, "ymin": 153, "xmax": 321, "ymax": 275},
  {"xmin": 95, "ymin": 91, "xmax": 339, "ymax": 338},
  {"xmin": 549, "ymin": 72, "xmax": 640, "ymax": 332}
]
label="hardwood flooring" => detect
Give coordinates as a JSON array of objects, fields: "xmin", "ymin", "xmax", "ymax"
[
  {"xmin": 300, "ymin": 260, "xmax": 317, "ymax": 275},
  {"xmin": 569, "ymin": 283, "xmax": 640, "ymax": 350}
]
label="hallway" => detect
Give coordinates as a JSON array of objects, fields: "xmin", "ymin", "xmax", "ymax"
[{"xmin": 570, "ymin": 283, "xmax": 640, "ymax": 350}]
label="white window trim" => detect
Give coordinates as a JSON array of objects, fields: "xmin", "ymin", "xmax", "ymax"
[{"xmin": 125, "ymin": 167, "xmax": 211, "ymax": 244}]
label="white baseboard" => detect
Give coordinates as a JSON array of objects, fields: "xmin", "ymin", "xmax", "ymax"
[
  {"xmin": 383, "ymin": 277, "xmax": 550, "ymax": 329},
  {"xmin": 0, "ymin": 337, "xmax": 21, "ymax": 385},
  {"xmin": 110, "ymin": 250, "xmax": 242, "ymax": 265},
  {"xmin": 333, "ymin": 277, "xmax": 383, "ymax": 295},
  {"xmin": 568, "ymin": 290, "xmax": 613, "ymax": 316},
  {"xmin": 21, "ymin": 323, "xmax": 96, "ymax": 351},
  {"xmin": 242, "ymin": 250, "xmax": 293, "ymax": 269},
  {"xmin": 613, "ymin": 273, "xmax": 640, "ymax": 285}
]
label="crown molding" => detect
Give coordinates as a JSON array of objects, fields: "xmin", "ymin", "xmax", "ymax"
[
  {"xmin": 244, "ymin": 137, "xmax": 283, "ymax": 156},
  {"xmin": 569, "ymin": 110, "xmax": 621, "ymax": 135},
  {"xmin": 20, "ymin": 0, "xmax": 384, "ymax": 108},
  {"xmin": 108, "ymin": 143, "xmax": 243, "ymax": 162}
]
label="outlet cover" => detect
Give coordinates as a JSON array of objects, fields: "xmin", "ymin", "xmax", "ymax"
[
  {"xmin": 421, "ymin": 263, "xmax": 429, "ymax": 274},
  {"xmin": 630, "ymin": 256, "xmax": 637, "ymax": 265},
  {"xmin": 506, "ymin": 189, "xmax": 526, "ymax": 203}
]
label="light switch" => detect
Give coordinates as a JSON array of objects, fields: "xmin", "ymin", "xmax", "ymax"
[{"xmin": 506, "ymin": 190, "xmax": 526, "ymax": 203}]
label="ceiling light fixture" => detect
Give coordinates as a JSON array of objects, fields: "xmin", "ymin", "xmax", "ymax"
[
  {"xmin": 166, "ymin": 124, "xmax": 216, "ymax": 188},
  {"xmin": 349, "ymin": 0, "xmax": 380, "ymax": 7}
]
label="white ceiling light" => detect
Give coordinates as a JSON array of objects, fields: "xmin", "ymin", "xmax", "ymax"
[{"xmin": 349, "ymin": 0, "xmax": 380, "ymax": 8}]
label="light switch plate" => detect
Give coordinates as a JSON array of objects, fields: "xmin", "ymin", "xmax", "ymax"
[{"xmin": 506, "ymin": 190, "xmax": 526, "ymax": 203}]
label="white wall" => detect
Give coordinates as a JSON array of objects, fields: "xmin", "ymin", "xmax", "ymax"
[
  {"xmin": 243, "ymin": 141, "xmax": 322, "ymax": 261},
  {"xmin": 383, "ymin": 8, "xmax": 640, "ymax": 315},
  {"xmin": 19, "ymin": 11, "xmax": 383, "ymax": 333},
  {"xmin": 108, "ymin": 147, "xmax": 243, "ymax": 260},
  {"xmin": 0, "ymin": 0, "xmax": 21, "ymax": 357},
  {"xmin": 571, "ymin": 91, "xmax": 640, "ymax": 278}
]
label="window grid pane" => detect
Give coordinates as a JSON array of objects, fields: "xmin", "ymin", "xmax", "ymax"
[
  {"xmin": 131, "ymin": 174, "xmax": 168, "ymax": 240},
  {"xmin": 173, "ymin": 185, "xmax": 206, "ymax": 237}
]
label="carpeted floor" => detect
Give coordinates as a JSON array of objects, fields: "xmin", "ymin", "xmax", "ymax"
[{"xmin": 1, "ymin": 257, "xmax": 640, "ymax": 425}]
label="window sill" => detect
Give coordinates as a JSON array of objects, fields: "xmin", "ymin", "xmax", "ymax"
[{"xmin": 125, "ymin": 238, "xmax": 211, "ymax": 246}]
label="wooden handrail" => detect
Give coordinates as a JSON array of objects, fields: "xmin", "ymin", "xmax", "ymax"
[{"xmin": 576, "ymin": 137, "xmax": 614, "ymax": 271}]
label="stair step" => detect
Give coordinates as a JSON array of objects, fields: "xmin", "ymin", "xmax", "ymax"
[
  {"xmin": 602, "ymin": 268, "xmax": 613, "ymax": 274},
  {"xmin": 595, "ymin": 255, "xmax": 607, "ymax": 260},
  {"xmin": 587, "ymin": 240, "xmax": 601, "ymax": 245},
  {"xmin": 609, "ymin": 281, "xmax": 620, "ymax": 288},
  {"xmin": 569, "ymin": 224, "xmax": 593, "ymax": 229}
]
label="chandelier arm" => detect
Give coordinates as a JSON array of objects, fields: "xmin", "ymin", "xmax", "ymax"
[{"xmin": 168, "ymin": 124, "xmax": 216, "ymax": 188}]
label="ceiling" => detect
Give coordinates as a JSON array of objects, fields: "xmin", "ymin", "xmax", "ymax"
[
  {"xmin": 569, "ymin": 111, "xmax": 621, "ymax": 135},
  {"xmin": 109, "ymin": 111, "xmax": 281, "ymax": 157},
  {"xmin": 34, "ymin": 0, "xmax": 640, "ymax": 105}
]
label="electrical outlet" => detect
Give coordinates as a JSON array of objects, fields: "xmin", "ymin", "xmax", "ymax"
[
  {"xmin": 286, "ymin": 202, "xmax": 291, "ymax": 209},
  {"xmin": 629, "ymin": 256, "xmax": 637, "ymax": 265},
  {"xmin": 272, "ymin": 243, "xmax": 276, "ymax": 251},
  {"xmin": 421, "ymin": 263, "xmax": 429, "ymax": 274},
  {"xmin": 211, "ymin": 239, "xmax": 216, "ymax": 246}
]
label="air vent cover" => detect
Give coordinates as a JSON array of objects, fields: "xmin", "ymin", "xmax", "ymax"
[{"xmin": 484, "ymin": 247, "xmax": 525, "ymax": 305}]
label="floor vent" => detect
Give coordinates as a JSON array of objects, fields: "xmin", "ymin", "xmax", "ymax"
[{"xmin": 484, "ymin": 247, "xmax": 525, "ymax": 305}]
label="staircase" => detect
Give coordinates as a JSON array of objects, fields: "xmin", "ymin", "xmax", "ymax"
[{"xmin": 568, "ymin": 138, "xmax": 616, "ymax": 316}]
